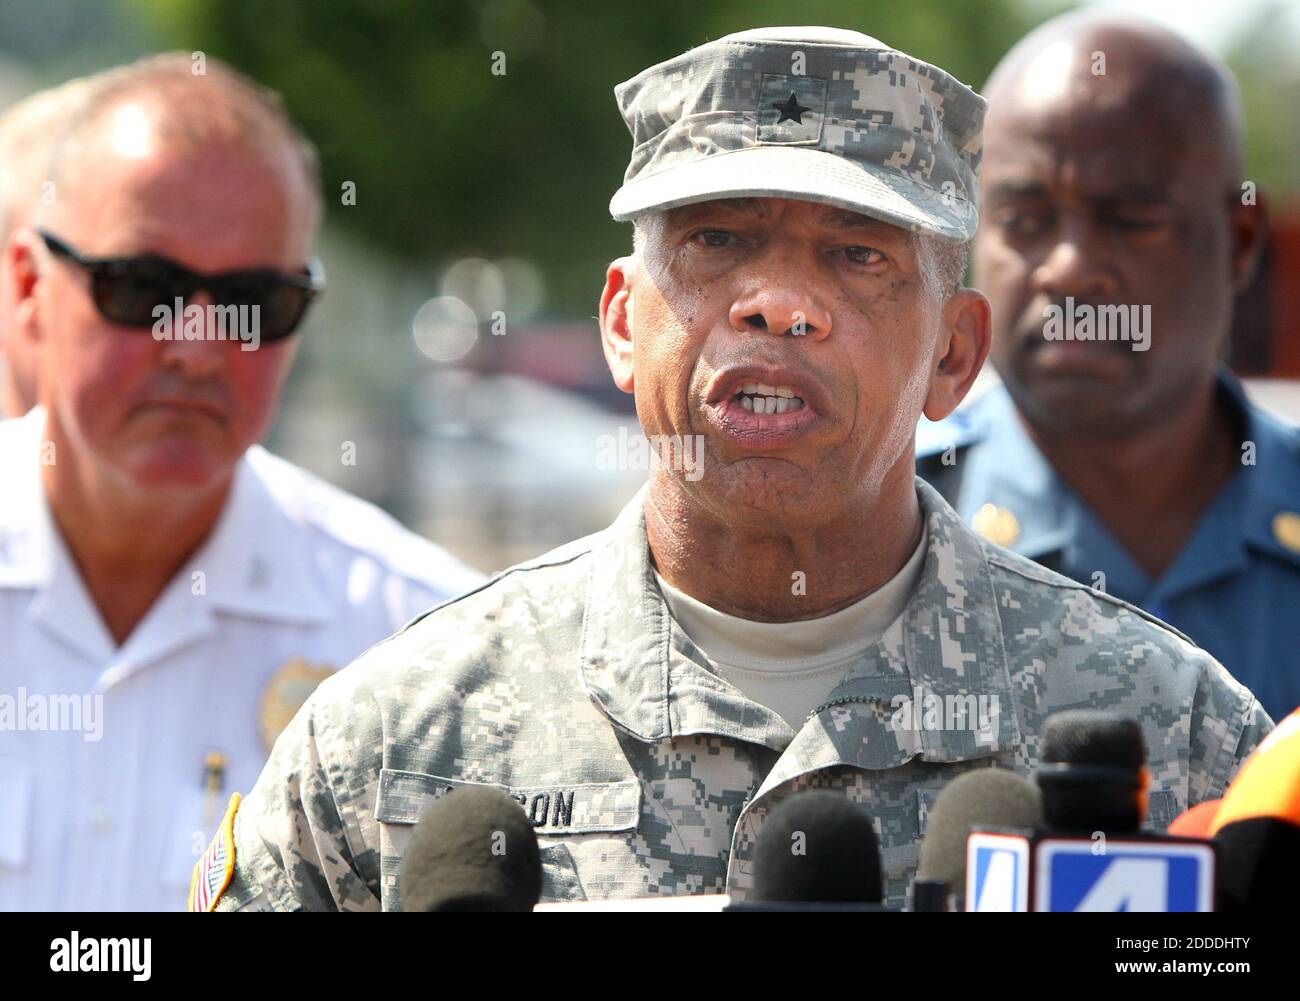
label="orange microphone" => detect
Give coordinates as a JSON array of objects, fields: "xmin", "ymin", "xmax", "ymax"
[
  {"xmin": 1209, "ymin": 708, "xmax": 1300, "ymax": 910},
  {"xmin": 1167, "ymin": 799, "xmax": 1222, "ymax": 838}
]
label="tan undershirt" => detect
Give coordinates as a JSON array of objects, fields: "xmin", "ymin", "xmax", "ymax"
[{"xmin": 653, "ymin": 526, "xmax": 928, "ymax": 730}]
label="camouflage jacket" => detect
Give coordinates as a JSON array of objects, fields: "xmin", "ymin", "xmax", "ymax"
[{"xmin": 211, "ymin": 480, "xmax": 1271, "ymax": 911}]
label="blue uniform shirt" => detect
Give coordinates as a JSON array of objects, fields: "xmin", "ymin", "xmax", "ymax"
[{"xmin": 917, "ymin": 371, "xmax": 1300, "ymax": 723}]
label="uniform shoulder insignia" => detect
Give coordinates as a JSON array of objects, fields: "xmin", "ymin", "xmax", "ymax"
[
  {"xmin": 259, "ymin": 658, "xmax": 335, "ymax": 753},
  {"xmin": 189, "ymin": 792, "xmax": 241, "ymax": 912},
  {"xmin": 972, "ymin": 502, "xmax": 1021, "ymax": 547},
  {"xmin": 1272, "ymin": 512, "xmax": 1300, "ymax": 554}
]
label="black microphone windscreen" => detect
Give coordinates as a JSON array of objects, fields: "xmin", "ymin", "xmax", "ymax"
[
  {"xmin": 399, "ymin": 785, "xmax": 542, "ymax": 912},
  {"xmin": 1038, "ymin": 711, "xmax": 1147, "ymax": 832},
  {"xmin": 916, "ymin": 768, "xmax": 1043, "ymax": 895},
  {"xmin": 1041, "ymin": 710, "xmax": 1146, "ymax": 769},
  {"xmin": 752, "ymin": 791, "xmax": 882, "ymax": 904}
]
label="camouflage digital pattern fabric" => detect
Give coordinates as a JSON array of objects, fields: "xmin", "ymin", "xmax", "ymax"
[
  {"xmin": 608, "ymin": 26, "xmax": 985, "ymax": 240},
  {"xmin": 918, "ymin": 372, "xmax": 1300, "ymax": 725},
  {"xmin": 209, "ymin": 479, "xmax": 1270, "ymax": 911}
]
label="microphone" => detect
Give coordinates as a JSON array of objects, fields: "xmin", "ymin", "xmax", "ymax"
[
  {"xmin": 1167, "ymin": 800, "xmax": 1222, "ymax": 839},
  {"xmin": 1036, "ymin": 710, "xmax": 1149, "ymax": 833},
  {"xmin": 399, "ymin": 785, "xmax": 543, "ymax": 912},
  {"xmin": 747, "ymin": 791, "xmax": 884, "ymax": 906},
  {"xmin": 1209, "ymin": 709, "xmax": 1300, "ymax": 911},
  {"xmin": 960, "ymin": 712, "xmax": 1215, "ymax": 910},
  {"xmin": 915, "ymin": 768, "xmax": 1043, "ymax": 911}
]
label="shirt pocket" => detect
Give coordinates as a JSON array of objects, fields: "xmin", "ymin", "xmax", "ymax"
[
  {"xmin": 373, "ymin": 768, "xmax": 641, "ymax": 908},
  {"xmin": 894, "ymin": 760, "xmax": 1010, "ymax": 905},
  {"xmin": 536, "ymin": 843, "xmax": 587, "ymax": 901},
  {"xmin": 0, "ymin": 757, "xmax": 32, "ymax": 869}
]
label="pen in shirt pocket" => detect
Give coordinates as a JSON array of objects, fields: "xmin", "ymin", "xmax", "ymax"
[{"xmin": 202, "ymin": 750, "xmax": 226, "ymax": 832}]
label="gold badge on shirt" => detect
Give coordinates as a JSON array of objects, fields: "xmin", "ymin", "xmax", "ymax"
[
  {"xmin": 972, "ymin": 503, "xmax": 1021, "ymax": 548},
  {"xmin": 258, "ymin": 658, "xmax": 336, "ymax": 754},
  {"xmin": 1273, "ymin": 512, "xmax": 1300, "ymax": 554}
]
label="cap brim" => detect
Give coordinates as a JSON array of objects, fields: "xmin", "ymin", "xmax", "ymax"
[{"xmin": 609, "ymin": 145, "xmax": 975, "ymax": 241}]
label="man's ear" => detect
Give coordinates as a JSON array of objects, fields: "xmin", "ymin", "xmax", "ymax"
[
  {"xmin": 7, "ymin": 228, "xmax": 44, "ymax": 345},
  {"xmin": 599, "ymin": 255, "xmax": 635, "ymax": 394},
  {"xmin": 923, "ymin": 287, "xmax": 991, "ymax": 422},
  {"xmin": 1228, "ymin": 189, "xmax": 1268, "ymax": 293}
]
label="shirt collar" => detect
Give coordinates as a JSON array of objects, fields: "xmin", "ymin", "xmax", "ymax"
[
  {"xmin": 1115, "ymin": 371, "xmax": 1292, "ymax": 600},
  {"xmin": 1229, "ymin": 372, "xmax": 1300, "ymax": 573},
  {"xmin": 193, "ymin": 445, "xmax": 333, "ymax": 623},
  {"xmin": 650, "ymin": 525, "xmax": 926, "ymax": 670},
  {"xmin": 0, "ymin": 408, "xmax": 58, "ymax": 589},
  {"xmin": 962, "ymin": 373, "xmax": 1300, "ymax": 595},
  {"xmin": 0, "ymin": 410, "xmax": 332, "ymax": 669},
  {"xmin": 955, "ymin": 385, "xmax": 1075, "ymax": 559},
  {"xmin": 578, "ymin": 479, "xmax": 1022, "ymax": 774}
]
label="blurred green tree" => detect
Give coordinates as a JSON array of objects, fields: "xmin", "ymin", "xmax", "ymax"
[
  {"xmin": 1226, "ymin": 2, "xmax": 1300, "ymax": 198},
  {"xmin": 133, "ymin": 0, "xmax": 1045, "ymax": 315}
]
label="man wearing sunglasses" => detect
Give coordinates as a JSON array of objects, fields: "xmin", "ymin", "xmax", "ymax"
[
  {"xmin": 0, "ymin": 55, "xmax": 482, "ymax": 911},
  {"xmin": 34, "ymin": 229, "xmax": 324, "ymax": 354}
]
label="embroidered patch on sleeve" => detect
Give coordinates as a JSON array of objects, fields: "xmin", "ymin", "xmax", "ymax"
[{"xmin": 189, "ymin": 792, "xmax": 241, "ymax": 912}]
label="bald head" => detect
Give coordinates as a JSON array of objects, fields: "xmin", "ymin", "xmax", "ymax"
[
  {"xmin": 985, "ymin": 12, "xmax": 1245, "ymax": 191},
  {"xmin": 974, "ymin": 11, "xmax": 1266, "ymax": 440},
  {"xmin": 38, "ymin": 52, "xmax": 321, "ymax": 239},
  {"xmin": 0, "ymin": 78, "xmax": 94, "ymax": 241}
]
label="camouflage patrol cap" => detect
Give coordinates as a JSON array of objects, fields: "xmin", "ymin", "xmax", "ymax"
[{"xmin": 610, "ymin": 26, "xmax": 986, "ymax": 240}]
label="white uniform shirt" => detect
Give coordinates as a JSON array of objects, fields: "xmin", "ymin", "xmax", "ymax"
[{"xmin": 0, "ymin": 409, "xmax": 484, "ymax": 911}]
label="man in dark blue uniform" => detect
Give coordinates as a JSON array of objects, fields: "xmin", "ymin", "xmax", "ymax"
[{"xmin": 918, "ymin": 12, "xmax": 1300, "ymax": 721}]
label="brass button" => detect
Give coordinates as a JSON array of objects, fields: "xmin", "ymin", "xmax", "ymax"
[
  {"xmin": 972, "ymin": 503, "xmax": 1021, "ymax": 547},
  {"xmin": 1272, "ymin": 512, "xmax": 1300, "ymax": 553}
]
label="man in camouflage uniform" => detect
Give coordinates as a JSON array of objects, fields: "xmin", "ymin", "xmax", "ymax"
[{"xmin": 202, "ymin": 26, "xmax": 1270, "ymax": 911}]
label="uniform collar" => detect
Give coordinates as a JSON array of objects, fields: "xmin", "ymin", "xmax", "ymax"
[
  {"xmin": 0, "ymin": 408, "xmax": 55, "ymax": 589},
  {"xmin": 193, "ymin": 445, "xmax": 334, "ymax": 623},
  {"xmin": 954, "ymin": 385, "xmax": 1075, "ymax": 559},
  {"xmin": 579, "ymin": 479, "xmax": 1022, "ymax": 773},
  {"xmin": 0, "ymin": 410, "xmax": 331, "ymax": 674},
  {"xmin": 1230, "ymin": 373, "xmax": 1300, "ymax": 573},
  {"xmin": 957, "ymin": 373, "xmax": 1300, "ymax": 595},
  {"xmin": 1125, "ymin": 371, "xmax": 1300, "ymax": 600}
]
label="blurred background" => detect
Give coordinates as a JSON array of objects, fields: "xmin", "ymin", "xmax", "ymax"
[{"xmin": 2, "ymin": 0, "xmax": 1296, "ymax": 573}]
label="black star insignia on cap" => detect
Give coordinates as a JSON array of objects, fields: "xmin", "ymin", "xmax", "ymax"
[{"xmin": 772, "ymin": 91, "xmax": 812, "ymax": 124}]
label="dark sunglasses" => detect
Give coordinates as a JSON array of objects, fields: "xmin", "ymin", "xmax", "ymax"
[{"xmin": 38, "ymin": 229, "xmax": 324, "ymax": 342}]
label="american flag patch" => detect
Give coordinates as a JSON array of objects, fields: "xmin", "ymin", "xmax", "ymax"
[{"xmin": 189, "ymin": 792, "xmax": 241, "ymax": 912}]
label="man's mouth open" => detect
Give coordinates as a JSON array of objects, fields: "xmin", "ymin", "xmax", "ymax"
[
  {"xmin": 704, "ymin": 368, "xmax": 824, "ymax": 449},
  {"xmin": 731, "ymin": 381, "xmax": 807, "ymax": 414}
]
